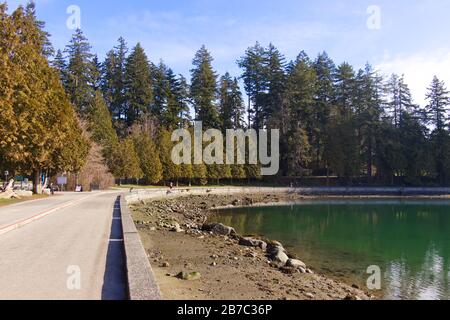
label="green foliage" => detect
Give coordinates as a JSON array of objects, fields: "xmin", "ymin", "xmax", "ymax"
[
  {"xmin": 64, "ymin": 29, "xmax": 95, "ymax": 113},
  {"xmin": 125, "ymin": 43, "xmax": 153, "ymax": 126},
  {"xmin": 110, "ymin": 138, "xmax": 143, "ymax": 180},
  {"xmin": 0, "ymin": 4, "xmax": 89, "ymax": 192},
  {"xmin": 133, "ymin": 133, "xmax": 163, "ymax": 185},
  {"xmin": 190, "ymin": 46, "xmax": 220, "ymax": 129},
  {"xmin": 157, "ymin": 128, "xmax": 181, "ymax": 181},
  {"xmin": 219, "ymin": 73, "xmax": 245, "ymax": 131},
  {"xmin": 87, "ymin": 91, "xmax": 119, "ymax": 148},
  {"xmin": 102, "ymin": 37, "xmax": 128, "ymax": 131}
]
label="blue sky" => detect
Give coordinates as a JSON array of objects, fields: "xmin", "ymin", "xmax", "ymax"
[{"xmin": 6, "ymin": 0, "xmax": 450, "ymax": 105}]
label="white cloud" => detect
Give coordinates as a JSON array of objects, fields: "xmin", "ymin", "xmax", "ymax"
[{"xmin": 376, "ymin": 49, "xmax": 450, "ymax": 106}]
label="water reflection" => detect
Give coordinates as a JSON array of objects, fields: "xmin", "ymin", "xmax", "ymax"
[{"xmin": 211, "ymin": 200, "xmax": 450, "ymax": 300}]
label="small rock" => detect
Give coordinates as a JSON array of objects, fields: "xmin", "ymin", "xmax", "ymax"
[
  {"xmin": 232, "ymin": 199, "xmax": 241, "ymax": 206},
  {"xmin": 176, "ymin": 271, "xmax": 202, "ymax": 281},
  {"xmin": 286, "ymin": 259, "xmax": 307, "ymax": 269},
  {"xmin": 161, "ymin": 262, "xmax": 170, "ymax": 268},
  {"xmin": 239, "ymin": 238, "xmax": 268, "ymax": 250},
  {"xmin": 305, "ymin": 293, "xmax": 315, "ymax": 299},
  {"xmin": 344, "ymin": 294, "xmax": 361, "ymax": 301},
  {"xmin": 245, "ymin": 252, "xmax": 258, "ymax": 258}
]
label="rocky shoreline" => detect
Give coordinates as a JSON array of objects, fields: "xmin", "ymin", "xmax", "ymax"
[{"xmin": 131, "ymin": 193, "xmax": 374, "ymax": 300}]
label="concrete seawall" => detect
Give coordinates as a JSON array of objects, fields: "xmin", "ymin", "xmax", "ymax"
[
  {"xmin": 125, "ymin": 187, "xmax": 450, "ymax": 204},
  {"xmin": 120, "ymin": 194, "xmax": 162, "ymax": 300}
]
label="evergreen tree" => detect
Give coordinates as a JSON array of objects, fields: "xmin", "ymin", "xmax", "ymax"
[
  {"xmin": 24, "ymin": 1, "xmax": 53, "ymax": 57},
  {"xmin": 190, "ymin": 46, "xmax": 220, "ymax": 128},
  {"xmin": 398, "ymin": 112, "xmax": 430, "ymax": 185},
  {"xmin": 425, "ymin": 77, "xmax": 450, "ymax": 184},
  {"xmin": 355, "ymin": 64, "xmax": 384, "ymax": 182},
  {"xmin": 219, "ymin": 73, "xmax": 245, "ymax": 131},
  {"xmin": 282, "ymin": 52, "xmax": 315, "ymax": 176},
  {"xmin": 238, "ymin": 42, "xmax": 268, "ymax": 129},
  {"xmin": 264, "ymin": 43, "xmax": 286, "ymax": 129},
  {"xmin": 158, "ymin": 129, "xmax": 182, "ymax": 183},
  {"xmin": 91, "ymin": 54, "xmax": 102, "ymax": 91},
  {"xmin": 151, "ymin": 61, "xmax": 169, "ymax": 121},
  {"xmin": 110, "ymin": 138, "xmax": 142, "ymax": 183},
  {"xmin": 65, "ymin": 29, "xmax": 95, "ymax": 113},
  {"xmin": 102, "ymin": 37, "xmax": 128, "ymax": 131},
  {"xmin": 86, "ymin": 91, "xmax": 119, "ymax": 150},
  {"xmin": 386, "ymin": 74, "xmax": 417, "ymax": 126},
  {"xmin": 176, "ymin": 75, "xmax": 192, "ymax": 127},
  {"xmin": 312, "ymin": 52, "xmax": 336, "ymax": 172},
  {"xmin": 325, "ymin": 62, "xmax": 360, "ymax": 182},
  {"xmin": 425, "ymin": 76, "xmax": 449, "ymax": 131},
  {"xmin": 51, "ymin": 49, "xmax": 67, "ymax": 84},
  {"xmin": 133, "ymin": 133, "xmax": 163, "ymax": 185},
  {"xmin": 165, "ymin": 68, "xmax": 187, "ymax": 129},
  {"xmin": 125, "ymin": 43, "xmax": 153, "ymax": 126},
  {"xmin": 0, "ymin": 5, "xmax": 89, "ymax": 193}
]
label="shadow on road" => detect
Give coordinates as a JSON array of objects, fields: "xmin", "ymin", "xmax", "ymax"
[{"xmin": 101, "ymin": 196, "xmax": 128, "ymax": 300}]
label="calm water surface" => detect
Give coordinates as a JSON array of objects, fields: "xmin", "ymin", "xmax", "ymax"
[{"xmin": 211, "ymin": 200, "xmax": 450, "ymax": 300}]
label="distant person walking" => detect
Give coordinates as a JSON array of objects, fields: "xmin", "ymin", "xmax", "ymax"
[{"xmin": 169, "ymin": 182, "xmax": 174, "ymax": 190}]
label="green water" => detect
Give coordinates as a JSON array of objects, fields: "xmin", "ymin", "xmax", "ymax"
[{"xmin": 211, "ymin": 200, "xmax": 450, "ymax": 300}]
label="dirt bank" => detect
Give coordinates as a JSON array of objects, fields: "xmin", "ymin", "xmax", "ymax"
[{"xmin": 131, "ymin": 193, "xmax": 374, "ymax": 300}]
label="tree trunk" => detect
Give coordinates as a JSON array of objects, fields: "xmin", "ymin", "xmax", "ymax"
[{"xmin": 33, "ymin": 170, "xmax": 42, "ymax": 194}]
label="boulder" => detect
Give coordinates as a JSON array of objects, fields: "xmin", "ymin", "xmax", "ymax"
[
  {"xmin": 0, "ymin": 189, "xmax": 19, "ymax": 200},
  {"xmin": 271, "ymin": 249, "xmax": 289, "ymax": 265},
  {"xmin": 286, "ymin": 259, "xmax": 307, "ymax": 269},
  {"xmin": 14, "ymin": 190, "xmax": 33, "ymax": 198},
  {"xmin": 202, "ymin": 223, "xmax": 236, "ymax": 236},
  {"xmin": 267, "ymin": 243, "xmax": 286, "ymax": 256},
  {"xmin": 239, "ymin": 238, "xmax": 267, "ymax": 250}
]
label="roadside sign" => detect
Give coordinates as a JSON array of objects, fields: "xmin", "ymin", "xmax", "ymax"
[{"xmin": 57, "ymin": 176, "xmax": 68, "ymax": 185}]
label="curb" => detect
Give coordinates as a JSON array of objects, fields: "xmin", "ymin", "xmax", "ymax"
[
  {"xmin": 0, "ymin": 194, "xmax": 94, "ymax": 236},
  {"xmin": 120, "ymin": 194, "xmax": 162, "ymax": 300}
]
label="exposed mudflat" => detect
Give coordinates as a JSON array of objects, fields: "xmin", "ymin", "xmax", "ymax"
[{"xmin": 131, "ymin": 193, "xmax": 374, "ymax": 300}]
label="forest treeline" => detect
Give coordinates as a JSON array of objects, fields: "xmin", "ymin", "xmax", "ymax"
[{"xmin": 1, "ymin": 2, "xmax": 450, "ymax": 190}]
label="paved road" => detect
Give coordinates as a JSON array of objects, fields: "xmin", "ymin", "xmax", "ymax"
[{"xmin": 0, "ymin": 191, "xmax": 127, "ymax": 300}]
